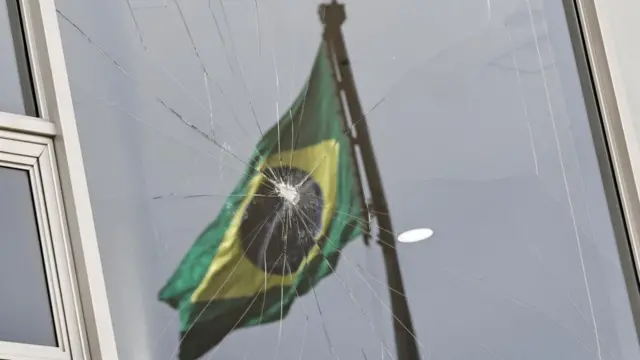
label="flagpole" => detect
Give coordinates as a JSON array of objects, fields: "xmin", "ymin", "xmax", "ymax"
[{"xmin": 319, "ymin": 2, "xmax": 421, "ymax": 359}]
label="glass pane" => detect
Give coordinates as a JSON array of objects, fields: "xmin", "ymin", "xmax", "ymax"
[
  {"xmin": 57, "ymin": 0, "xmax": 640, "ymax": 358},
  {"xmin": 0, "ymin": 166, "xmax": 56, "ymax": 346},
  {"xmin": 0, "ymin": 0, "xmax": 37, "ymax": 116}
]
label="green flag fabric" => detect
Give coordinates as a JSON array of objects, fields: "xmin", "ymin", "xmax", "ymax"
[{"xmin": 158, "ymin": 42, "xmax": 366, "ymax": 360}]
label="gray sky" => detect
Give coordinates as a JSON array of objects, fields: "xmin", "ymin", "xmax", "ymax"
[{"xmin": 34, "ymin": 0, "xmax": 640, "ymax": 358}]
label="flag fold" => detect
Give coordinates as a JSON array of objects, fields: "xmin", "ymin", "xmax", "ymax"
[{"xmin": 158, "ymin": 42, "xmax": 366, "ymax": 360}]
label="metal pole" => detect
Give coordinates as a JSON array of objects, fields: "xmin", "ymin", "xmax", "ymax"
[{"xmin": 319, "ymin": 3, "xmax": 420, "ymax": 359}]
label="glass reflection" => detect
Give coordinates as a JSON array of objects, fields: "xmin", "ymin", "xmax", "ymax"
[{"xmin": 55, "ymin": 0, "xmax": 640, "ymax": 359}]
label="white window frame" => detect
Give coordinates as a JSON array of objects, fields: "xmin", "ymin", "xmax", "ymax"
[
  {"xmin": 0, "ymin": 130, "xmax": 81, "ymax": 360},
  {"xmin": 0, "ymin": 0, "xmax": 118, "ymax": 359},
  {"xmin": 574, "ymin": 0, "xmax": 640, "ymax": 335}
]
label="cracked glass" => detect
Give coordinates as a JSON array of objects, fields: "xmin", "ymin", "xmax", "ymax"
[{"xmin": 51, "ymin": 0, "xmax": 640, "ymax": 359}]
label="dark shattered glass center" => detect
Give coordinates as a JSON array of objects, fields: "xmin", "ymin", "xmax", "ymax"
[{"xmin": 239, "ymin": 166, "xmax": 324, "ymax": 275}]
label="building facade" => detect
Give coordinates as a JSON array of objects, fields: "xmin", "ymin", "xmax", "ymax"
[{"xmin": 3, "ymin": 0, "xmax": 640, "ymax": 359}]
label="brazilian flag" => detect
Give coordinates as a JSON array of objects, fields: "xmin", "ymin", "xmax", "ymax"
[{"xmin": 158, "ymin": 42, "xmax": 366, "ymax": 360}]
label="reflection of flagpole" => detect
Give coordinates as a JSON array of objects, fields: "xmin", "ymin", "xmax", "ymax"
[{"xmin": 319, "ymin": 2, "xmax": 420, "ymax": 359}]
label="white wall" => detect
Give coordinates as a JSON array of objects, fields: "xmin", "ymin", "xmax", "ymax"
[{"xmin": 52, "ymin": 0, "xmax": 640, "ymax": 359}]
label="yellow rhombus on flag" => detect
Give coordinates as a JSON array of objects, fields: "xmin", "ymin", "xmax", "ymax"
[{"xmin": 158, "ymin": 42, "xmax": 366, "ymax": 360}]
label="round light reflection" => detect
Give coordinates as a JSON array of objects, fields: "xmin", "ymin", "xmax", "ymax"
[{"xmin": 397, "ymin": 228, "xmax": 434, "ymax": 243}]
